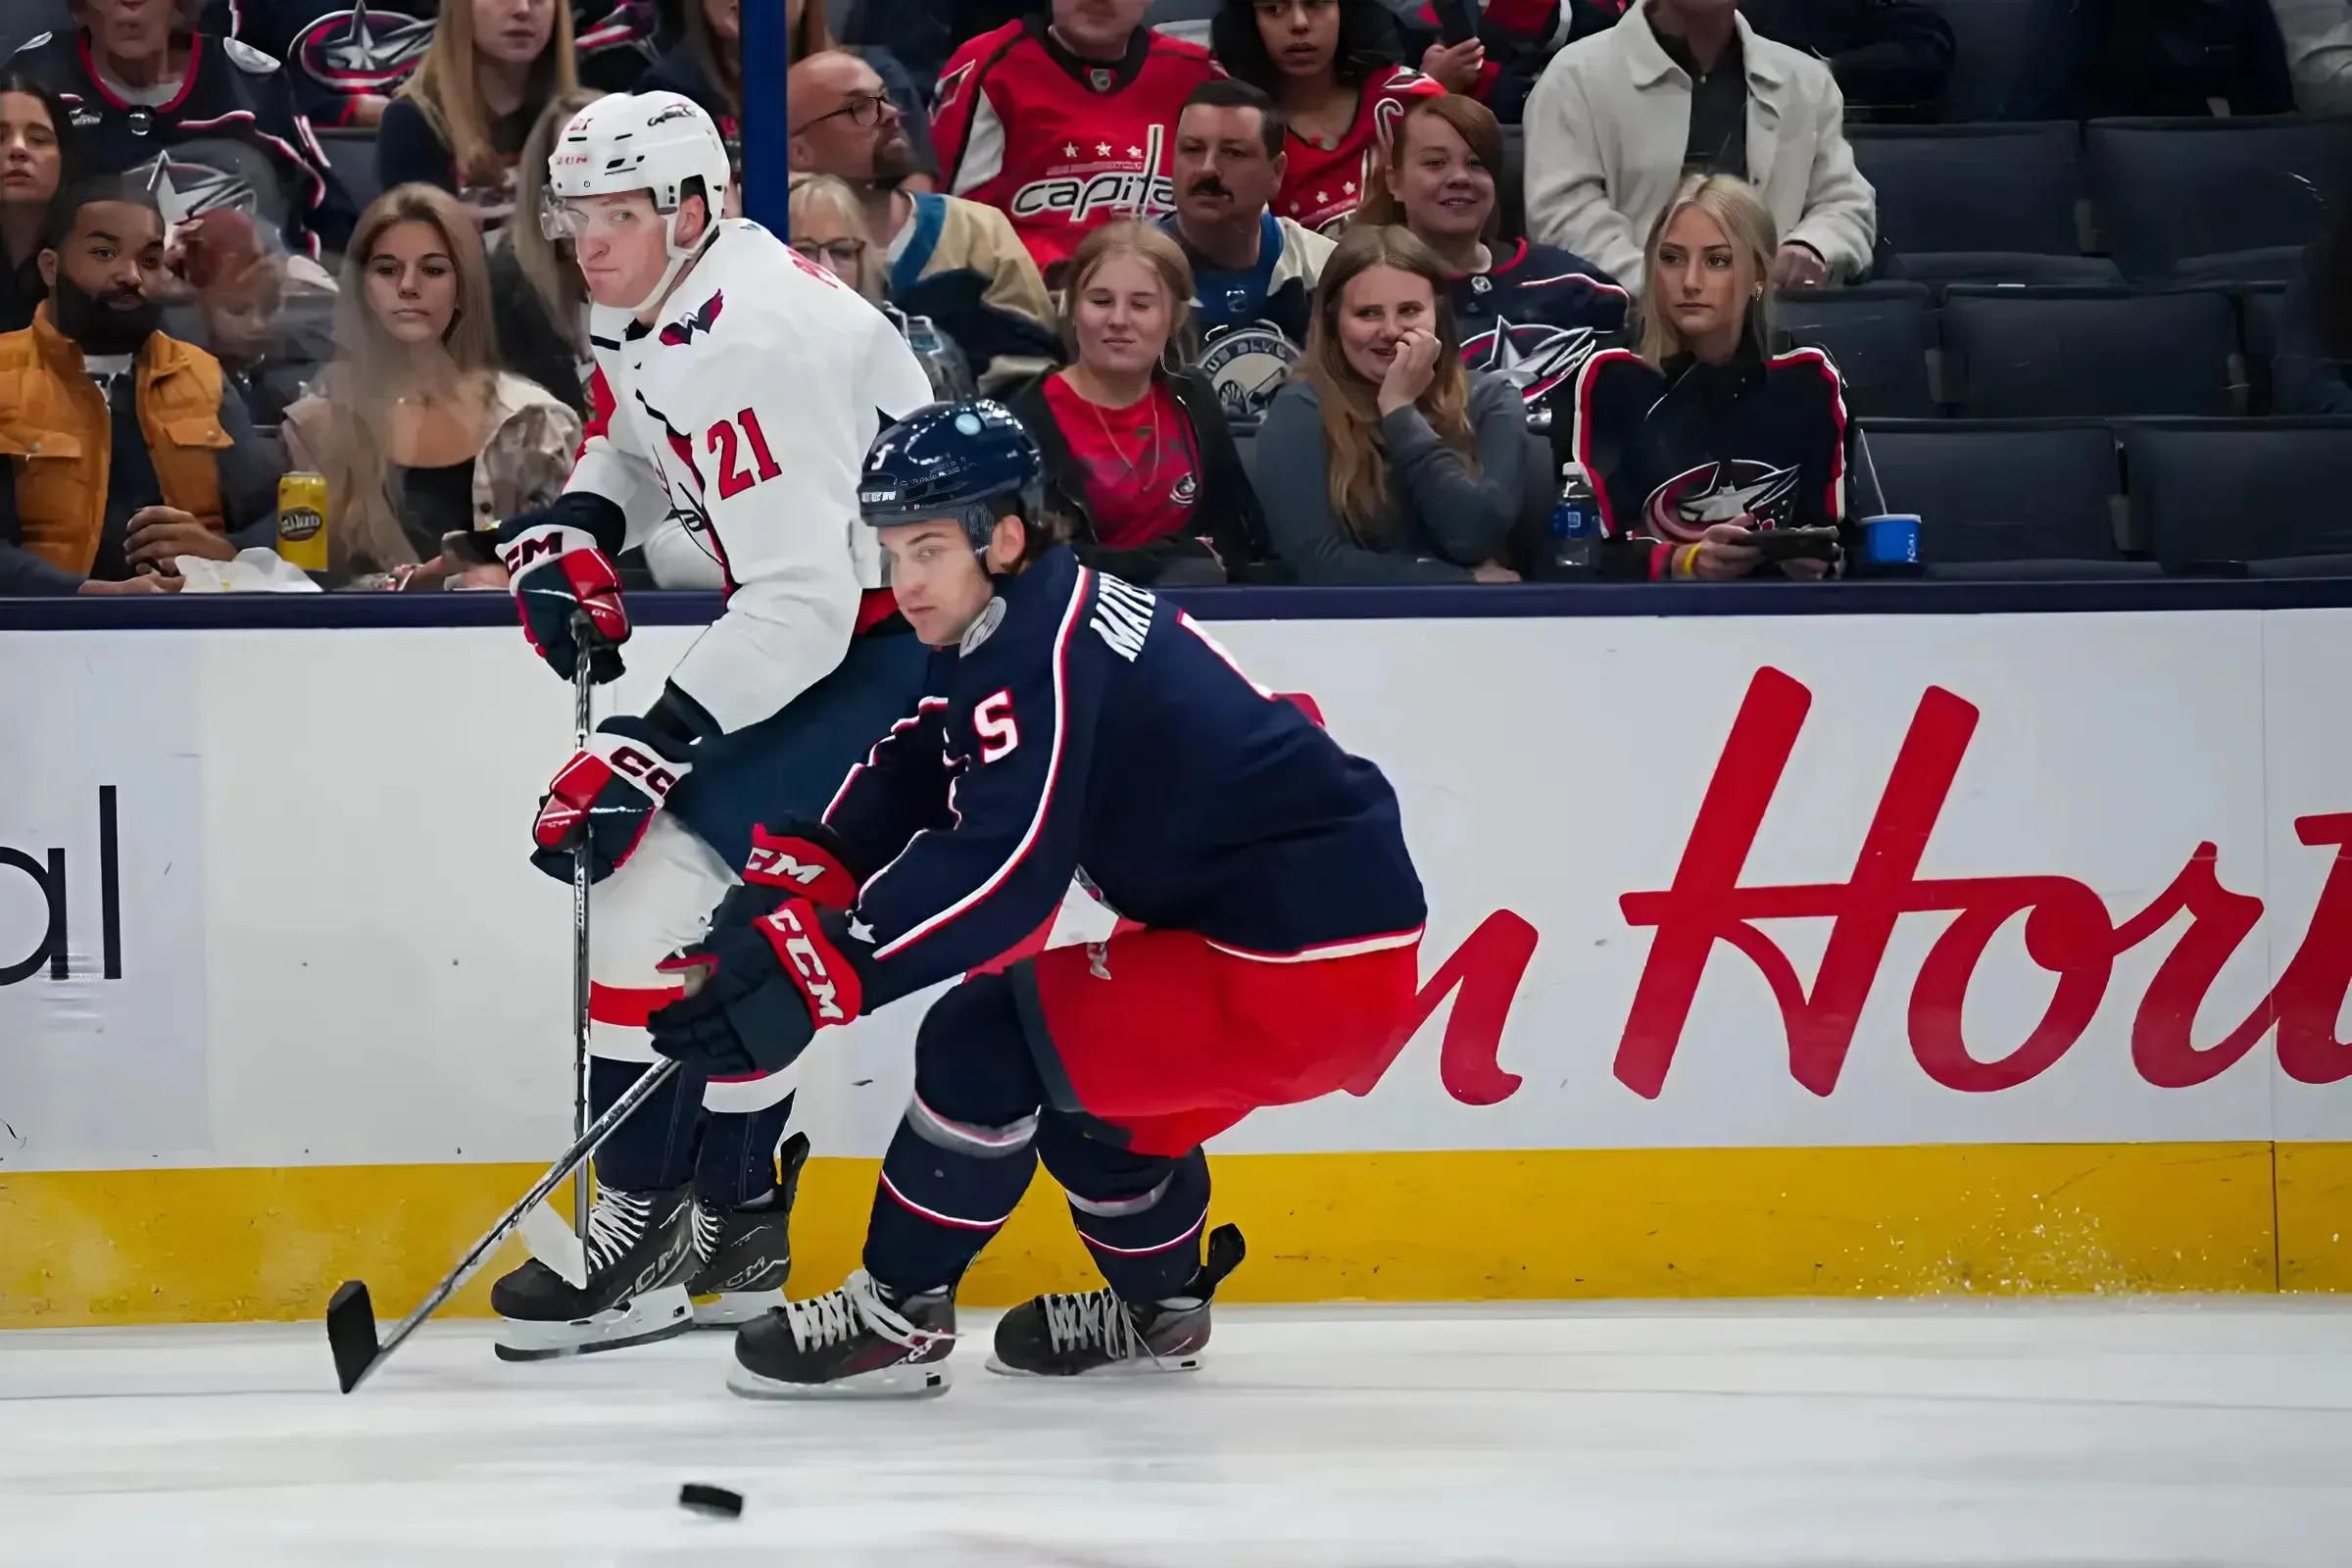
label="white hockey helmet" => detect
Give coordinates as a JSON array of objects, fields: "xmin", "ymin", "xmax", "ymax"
[{"xmin": 544, "ymin": 91, "xmax": 732, "ymax": 303}]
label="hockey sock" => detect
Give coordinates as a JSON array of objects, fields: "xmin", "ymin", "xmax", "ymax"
[
  {"xmin": 1037, "ymin": 1115, "xmax": 1210, "ymax": 1303},
  {"xmin": 695, "ymin": 1095, "xmax": 798, "ymax": 1209},
  {"xmin": 588, "ymin": 1054, "xmax": 706, "ymax": 1194},
  {"xmin": 862, "ymin": 973, "xmax": 1045, "ymax": 1298}
]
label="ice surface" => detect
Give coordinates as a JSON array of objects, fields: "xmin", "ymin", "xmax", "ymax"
[{"xmin": 5, "ymin": 1299, "xmax": 2351, "ymax": 1566}]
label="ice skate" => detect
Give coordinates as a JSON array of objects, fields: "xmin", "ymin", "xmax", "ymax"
[
  {"xmin": 688, "ymin": 1133, "xmax": 808, "ymax": 1327},
  {"xmin": 489, "ymin": 1182, "xmax": 696, "ymax": 1361},
  {"xmin": 989, "ymin": 1224, "xmax": 1246, "ymax": 1378},
  {"xmin": 726, "ymin": 1271, "xmax": 956, "ymax": 1399}
]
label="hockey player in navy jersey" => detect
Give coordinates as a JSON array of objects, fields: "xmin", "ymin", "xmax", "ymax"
[
  {"xmin": 643, "ymin": 400, "xmax": 1430, "ymax": 1397},
  {"xmin": 481, "ymin": 91, "xmax": 936, "ymax": 1360}
]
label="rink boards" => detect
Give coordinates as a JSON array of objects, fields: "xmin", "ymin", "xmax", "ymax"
[{"xmin": 3, "ymin": 592, "xmax": 2350, "ymax": 1324}]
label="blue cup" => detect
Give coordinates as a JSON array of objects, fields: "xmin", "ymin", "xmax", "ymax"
[{"xmin": 1860, "ymin": 514, "xmax": 1921, "ymax": 566}]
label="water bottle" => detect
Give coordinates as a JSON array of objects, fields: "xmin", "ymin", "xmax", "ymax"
[{"xmin": 1550, "ymin": 462, "xmax": 1596, "ymax": 541}]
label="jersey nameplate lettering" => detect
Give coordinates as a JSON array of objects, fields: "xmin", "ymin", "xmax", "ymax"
[{"xmin": 1089, "ymin": 574, "xmax": 1155, "ymax": 662}]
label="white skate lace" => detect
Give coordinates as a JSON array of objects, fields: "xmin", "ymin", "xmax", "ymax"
[
  {"xmin": 1041, "ymin": 1288, "xmax": 1150, "ymax": 1362},
  {"xmin": 785, "ymin": 1270, "xmax": 954, "ymax": 1354},
  {"xmin": 690, "ymin": 1199, "xmax": 725, "ymax": 1265},
  {"xmin": 584, "ymin": 1189, "xmax": 655, "ymax": 1274}
]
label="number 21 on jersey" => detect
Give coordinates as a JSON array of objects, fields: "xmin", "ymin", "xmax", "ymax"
[{"xmin": 707, "ymin": 408, "xmax": 781, "ymax": 499}]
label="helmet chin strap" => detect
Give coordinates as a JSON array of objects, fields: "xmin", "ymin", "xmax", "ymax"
[{"xmin": 624, "ymin": 204, "xmax": 723, "ymax": 318}]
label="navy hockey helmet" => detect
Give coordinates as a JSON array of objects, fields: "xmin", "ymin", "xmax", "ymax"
[{"xmin": 858, "ymin": 400, "xmax": 1044, "ymax": 551}]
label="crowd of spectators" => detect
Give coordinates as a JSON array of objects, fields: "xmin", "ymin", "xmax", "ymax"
[{"xmin": 0, "ymin": 0, "xmax": 2346, "ymax": 596}]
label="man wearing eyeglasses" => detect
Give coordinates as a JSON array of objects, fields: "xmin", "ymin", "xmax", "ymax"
[
  {"xmin": 789, "ymin": 48, "xmax": 1057, "ymax": 397},
  {"xmin": 929, "ymin": 0, "xmax": 1222, "ymax": 286}
]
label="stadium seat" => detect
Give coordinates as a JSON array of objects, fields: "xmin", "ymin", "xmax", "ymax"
[
  {"xmin": 1146, "ymin": 0, "xmax": 1217, "ymax": 45},
  {"xmin": 1497, "ymin": 122, "xmax": 1526, "ymax": 244},
  {"xmin": 1884, "ymin": 253, "xmax": 2124, "ymax": 292},
  {"xmin": 1774, "ymin": 282, "xmax": 1936, "ymax": 417},
  {"xmin": 316, "ymin": 128, "xmax": 382, "ymax": 220},
  {"xmin": 2123, "ymin": 418, "xmax": 2352, "ymax": 568},
  {"xmin": 2086, "ymin": 117, "xmax": 2352, "ymax": 281},
  {"xmin": 1940, "ymin": 286, "xmax": 2244, "ymax": 417},
  {"xmin": 2239, "ymin": 285, "xmax": 2286, "ymax": 411},
  {"xmin": 1849, "ymin": 122, "xmax": 2082, "ymax": 256},
  {"xmin": 1919, "ymin": 0, "xmax": 2048, "ymax": 121},
  {"xmin": 1857, "ymin": 417, "xmax": 2127, "ymax": 566}
]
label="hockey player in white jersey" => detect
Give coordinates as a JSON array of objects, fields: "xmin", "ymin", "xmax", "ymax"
[{"xmin": 484, "ymin": 91, "xmax": 936, "ymax": 1360}]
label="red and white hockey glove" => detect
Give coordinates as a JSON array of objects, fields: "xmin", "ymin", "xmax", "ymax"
[
  {"xmin": 742, "ymin": 819, "xmax": 864, "ymax": 910},
  {"xmin": 502, "ymin": 514, "xmax": 629, "ymax": 686},
  {"xmin": 649, "ymin": 899, "xmax": 864, "ymax": 1077},
  {"xmin": 529, "ymin": 716, "xmax": 693, "ymax": 884}
]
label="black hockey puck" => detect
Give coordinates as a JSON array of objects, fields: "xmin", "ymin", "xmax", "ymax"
[{"xmin": 678, "ymin": 1483, "xmax": 743, "ymax": 1518}]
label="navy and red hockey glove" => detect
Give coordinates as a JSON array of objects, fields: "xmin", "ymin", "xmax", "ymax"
[
  {"xmin": 502, "ymin": 509, "xmax": 629, "ymax": 686},
  {"xmin": 529, "ymin": 716, "xmax": 693, "ymax": 883},
  {"xmin": 649, "ymin": 899, "xmax": 864, "ymax": 1078},
  {"xmin": 742, "ymin": 819, "xmax": 864, "ymax": 910}
]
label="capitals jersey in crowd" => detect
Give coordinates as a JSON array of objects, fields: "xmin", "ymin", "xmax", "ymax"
[
  {"xmin": 12, "ymin": 27, "xmax": 353, "ymax": 258},
  {"xmin": 1570, "ymin": 345, "xmax": 1851, "ymax": 579},
  {"xmin": 820, "ymin": 547, "xmax": 1427, "ymax": 1010},
  {"xmin": 932, "ymin": 18, "xmax": 1219, "ymax": 278},
  {"xmin": 564, "ymin": 220, "xmax": 935, "ymax": 736},
  {"xmin": 1447, "ymin": 239, "xmax": 1628, "ymax": 426},
  {"xmin": 1278, "ymin": 66, "xmax": 1443, "ymax": 234},
  {"xmin": 1166, "ymin": 211, "xmax": 1331, "ymax": 428}
]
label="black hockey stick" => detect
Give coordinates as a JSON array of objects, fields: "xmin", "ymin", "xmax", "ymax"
[
  {"xmin": 569, "ymin": 617, "xmax": 596, "ymax": 1241},
  {"xmin": 326, "ymin": 1057, "xmax": 682, "ymax": 1394}
]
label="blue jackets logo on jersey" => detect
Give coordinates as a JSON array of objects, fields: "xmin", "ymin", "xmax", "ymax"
[
  {"xmin": 293, "ymin": 3, "xmax": 436, "ymax": 92},
  {"xmin": 1198, "ymin": 324, "xmax": 1299, "ymax": 427},
  {"xmin": 1463, "ymin": 318, "xmax": 1602, "ymax": 407},
  {"xmin": 1643, "ymin": 460, "xmax": 1802, "ymax": 541}
]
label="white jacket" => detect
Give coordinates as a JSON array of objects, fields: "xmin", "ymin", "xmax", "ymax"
[
  {"xmin": 2270, "ymin": 0, "xmax": 2352, "ymax": 114},
  {"xmin": 1522, "ymin": 0, "xmax": 1876, "ymax": 291}
]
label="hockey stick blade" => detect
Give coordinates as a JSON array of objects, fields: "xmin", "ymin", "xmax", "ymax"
[
  {"xmin": 326, "ymin": 1280, "xmax": 379, "ymax": 1395},
  {"xmin": 324, "ymin": 1058, "xmax": 681, "ymax": 1394}
]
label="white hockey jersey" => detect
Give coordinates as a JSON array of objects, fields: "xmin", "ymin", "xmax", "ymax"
[{"xmin": 568, "ymin": 220, "xmax": 935, "ymax": 736}]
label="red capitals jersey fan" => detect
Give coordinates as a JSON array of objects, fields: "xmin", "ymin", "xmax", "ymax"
[
  {"xmin": 932, "ymin": 18, "xmax": 1219, "ymax": 279},
  {"xmin": 1278, "ymin": 66, "xmax": 1444, "ymax": 234}
]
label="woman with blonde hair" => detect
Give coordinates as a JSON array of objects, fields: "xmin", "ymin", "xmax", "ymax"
[
  {"xmin": 1006, "ymin": 220, "xmax": 1268, "ymax": 585},
  {"xmin": 787, "ymin": 172, "xmax": 885, "ymax": 303},
  {"xmin": 1254, "ymin": 223, "xmax": 1537, "ymax": 583},
  {"xmin": 1571, "ymin": 173, "xmax": 1854, "ymax": 583},
  {"xmin": 282, "ymin": 183, "xmax": 579, "ymax": 583},
  {"xmin": 376, "ymin": 0, "xmax": 579, "ymax": 225}
]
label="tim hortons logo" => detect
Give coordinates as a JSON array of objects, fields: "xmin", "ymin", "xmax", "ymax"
[{"xmin": 1613, "ymin": 666, "xmax": 2352, "ymax": 1099}]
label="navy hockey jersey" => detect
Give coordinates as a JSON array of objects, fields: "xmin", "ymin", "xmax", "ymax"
[
  {"xmin": 1165, "ymin": 210, "xmax": 1333, "ymax": 428},
  {"xmin": 822, "ymin": 548, "xmax": 1427, "ymax": 1009},
  {"xmin": 12, "ymin": 27, "xmax": 353, "ymax": 258},
  {"xmin": 1450, "ymin": 239, "xmax": 1629, "ymax": 427},
  {"xmin": 221, "ymin": 0, "xmax": 436, "ymax": 126},
  {"xmin": 1570, "ymin": 344, "xmax": 1852, "ymax": 580}
]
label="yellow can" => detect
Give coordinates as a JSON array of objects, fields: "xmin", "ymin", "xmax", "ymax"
[{"xmin": 276, "ymin": 471, "xmax": 329, "ymax": 571}]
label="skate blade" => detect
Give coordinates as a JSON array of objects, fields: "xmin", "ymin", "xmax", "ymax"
[
  {"xmin": 494, "ymin": 1285, "xmax": 694, "ymax": 1362},
  {"xmin": 691, "ymin": 1289, "xmax": 785, "ymax": 1328},
  {"xmin": 725, "ymin": 1359, "xmax": 953, "ymax": 1400},
  {"xmin": 984, "ymin": 1351, "xmax": 1202, "ymax": 1378}
]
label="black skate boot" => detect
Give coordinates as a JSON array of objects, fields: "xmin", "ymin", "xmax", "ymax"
[
  {"xmin": 726, "ymin": 1271, "xmax": 956, "ymax": 1399},
  {"xmin": 988, "ymin": 1224, "xmax": 1246, "ymax": 1378},
  {"xmin": 688, "ymin": 1133, "xmax": 808, "ymax": 1328},
  {"xmin": 489, "ymin": 1182, "xmax": 697, "ymax": 1361}
]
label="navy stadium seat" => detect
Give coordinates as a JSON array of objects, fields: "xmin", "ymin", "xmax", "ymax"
[
  {"xmin": 1919, "ymin": 0, "xmax": 2048, "ymax": 121},
  {"xmin": 1857, "ymin": 417, "xmax": 2127, "ymax": 566},
  {"xmin": 1774, "ymin": 282, "xmax": 1936, "ymax": 417},
  {"xmin": 315, "ymin": 128, "xmax": 381, "ymax": 222},
  {"xmin": 2123, "ymin": 418, "xmax": 2352, "ymax": 567},
  {"xmin": 1849, "ymin": 122, "xmax": 2082, "ymax": 256},
  {"xmin": 2238, "ymin": 285, "xmax": 2286, "ymax": 411},
  {"xmin": 1884, "ymin": 253, "xmax": 2124, "ymax": 292},
  {"xmin": 2087, "ymin": 117, "xmax": 2352, "ymax": 281},
  {"xmin": 1497, "ymin": 122, "xmax": 1526, "ymax": 244},
  {"xmin": 1145, "ymin": 0, "xmax": 1217, "ymax": 45},
  {"xmin": 1940, "ymin": 287, "xmax": 2244, "ymax": 417}
]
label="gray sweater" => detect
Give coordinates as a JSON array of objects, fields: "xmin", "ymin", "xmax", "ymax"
[{"xmin": 1254, "ymin": 371, "xmax": 1535, "ymax": 585}]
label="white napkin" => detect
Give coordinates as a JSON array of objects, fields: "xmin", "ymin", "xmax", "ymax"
[{"xmin": 172, "ymin": 548, "xmax": 325, "ymax": 593}]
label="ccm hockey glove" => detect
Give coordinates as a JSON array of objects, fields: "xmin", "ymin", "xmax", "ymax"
[
  {"xmin": 742, "ymin": 819, "xmax": 864, "ymax": 910},
  {"xmin": 649, "ymin": 899, "xmax": 864, "ymax": 1078},
  {"xmin": 501, "ymin": 495, "xmax": 630, "ymax": 685},
  {"xmin": 529, "ymin": 715, "xmax": 693, "ymax": 883}
]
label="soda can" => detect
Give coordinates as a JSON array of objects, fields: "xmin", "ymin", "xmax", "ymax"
[{"xmin": 277, "ymin": 472, "xmax": 329, "ymax": 571}]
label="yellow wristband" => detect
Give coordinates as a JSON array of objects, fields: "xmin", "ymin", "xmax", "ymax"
[{"xmin": 1673, "ymin": 544, "xmax": 1700, "ymax": 581}]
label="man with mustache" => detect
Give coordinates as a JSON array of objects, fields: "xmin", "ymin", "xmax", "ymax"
[
  {"xmin": 0, "ymin": 172, "xmax": 280, "ymax": 594},
  {"xmin": 787, "ymin": 47, "xmax": 1055, "ymax": 396},
  {"xmin": 1156, "ymin": 78, "xmax": 1330, "ymax": 427}
]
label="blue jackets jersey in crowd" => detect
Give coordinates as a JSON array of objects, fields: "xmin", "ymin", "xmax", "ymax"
[{"xmin": 821, "ymin": 547, "xmax": 1427, "ymax": 1009}]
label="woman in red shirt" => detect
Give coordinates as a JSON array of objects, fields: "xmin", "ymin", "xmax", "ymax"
[
  {"xmin": 1008, "ymin": 220, "xmax": 1270, "ymax": 584},
  {"xmin": 1210, "ymin": 0, "xmax": 1444, "ymax": 234}
]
